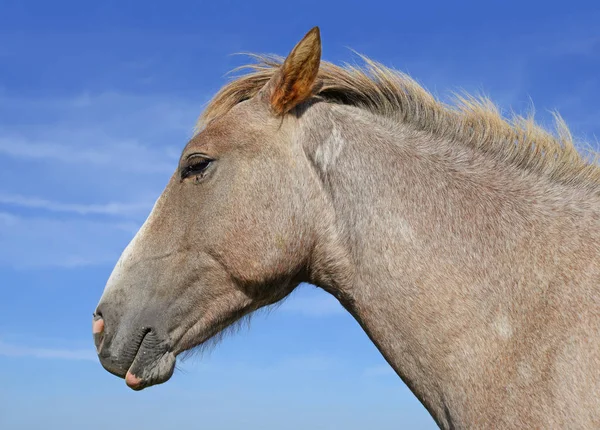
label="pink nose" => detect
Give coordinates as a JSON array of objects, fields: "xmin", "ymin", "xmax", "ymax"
[{"xmin": 93, "ymin": 318, "xmax": 104, "ymax": 334}]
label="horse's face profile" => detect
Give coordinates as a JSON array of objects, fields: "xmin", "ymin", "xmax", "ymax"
[{"xmin": 93, "ymin": 28, "xmax": 326, "ymax": 390}]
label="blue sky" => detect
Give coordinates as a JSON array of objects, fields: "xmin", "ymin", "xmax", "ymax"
[{"xmin": 0, "ymin": 1, "xmax": 598, "ymax": 428}]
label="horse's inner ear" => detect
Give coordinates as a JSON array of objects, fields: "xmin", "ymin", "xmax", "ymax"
[{"xmin": 268, "ymin": 27, "xmax": 321, "ymax": 115}]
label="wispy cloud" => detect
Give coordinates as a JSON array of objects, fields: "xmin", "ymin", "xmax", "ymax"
[
  {"xmin": 0, "ymin": 91, "xmax": 197, "ymax": 178},
  {"xmin": 0, "ymin": 91, "xmax": 197, "ymax": 269},
  {"xmin": 0, "ymin": 192, "xmax": 152, "ymax": 217},
  {"xmin": 0, "ymin": 212, "xmax": 137, "ymax": 268},
  {"xmin": 0, "ymin": 339, "xmax": 96, "ymax": 361},
  {"xmin": 0, "ymin": 91, "xmax": 200, "ymax": 134},
  {"xmin": 0, "ymin": 135, "xmax": 178, "ymax": 174}
]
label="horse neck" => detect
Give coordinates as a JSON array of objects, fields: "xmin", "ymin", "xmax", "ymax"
[{"xmin": 298, "ymin": 102, "xmax": 600, "ymax": 428}]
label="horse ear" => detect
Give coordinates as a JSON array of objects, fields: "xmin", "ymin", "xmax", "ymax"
[{"xmin": 268, "ymin": 27, "xmax": 321, "ymax": 115}]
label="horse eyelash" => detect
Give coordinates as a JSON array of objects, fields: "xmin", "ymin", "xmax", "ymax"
[{"xmin": 181, "ymin": 158, "xmax": 213, "ymax": 180}]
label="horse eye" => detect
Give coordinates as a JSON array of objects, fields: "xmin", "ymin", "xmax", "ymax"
[{"xmin": 181, "ymin": 158, "xmax": 213, "ymax": 180}]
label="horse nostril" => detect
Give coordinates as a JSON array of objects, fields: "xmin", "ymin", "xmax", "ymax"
[
  {"xmin": 93, "ymin": 318, "xmax": 105, "ymax": 334},
  {"xmin": 93, "ymin": 311, "xmax": 105, "ymax": 353}
]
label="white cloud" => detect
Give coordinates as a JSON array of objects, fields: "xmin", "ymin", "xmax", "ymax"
[
  {"xmin": 0, "ymin": 212, "xmax": 137, "ymax": 268},
  {"xmin": 0, "ymin": 91, "xmax": 199, "ymax": 269},
  {"xmin": 0, "ymin": 91, "xmax": 198, "ymax": 177},
  {"xmin": 0, "ymin": 339, "xmax": 96, "ymax": 361},
  {"xmin": 0, "ymin": 91, "xmax": 200, "ymax": 134},
  {"xmin": 0, "ymin": 192, "xmax": 153, "ymax": 217},
  {"xmin": 0, "ymin": 135, "xmax": 178, "ymax": 174}
]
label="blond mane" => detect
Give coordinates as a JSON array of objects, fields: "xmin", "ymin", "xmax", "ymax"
[{"xmin": 198, "ymin": 55, "xmax": 600, "ymax": 193}]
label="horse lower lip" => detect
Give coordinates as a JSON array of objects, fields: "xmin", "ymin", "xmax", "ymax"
[
  {"xmin": 125, "ymin": 370, "xmax": 144, "ymax": 390},
  {"xmin": 123, "ymin": 330, "xmax": 175, "ymax": 390},
  {"xmin": 125, "ymin": 350, "xmax": 176, "ymax": 390}
]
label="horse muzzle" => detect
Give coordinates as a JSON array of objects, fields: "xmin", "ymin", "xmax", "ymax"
[{"xmin": 92, "ymin": 307, "xmax": 176, "ymax": 390}]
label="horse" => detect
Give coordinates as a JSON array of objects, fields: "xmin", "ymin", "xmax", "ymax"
[{"xmin": 93, "ymin": 27, "xmax": 600, "ymax": 428}]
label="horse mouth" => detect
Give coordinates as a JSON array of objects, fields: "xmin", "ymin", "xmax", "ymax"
[{"xmin": 98, "ymin": 328, "xmax": 176, "ymax": 391}]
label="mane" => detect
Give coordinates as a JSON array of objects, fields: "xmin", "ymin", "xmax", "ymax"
[{"xmin": 198, "ymin": 54, "xmax": 600, "ymax": 193}]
